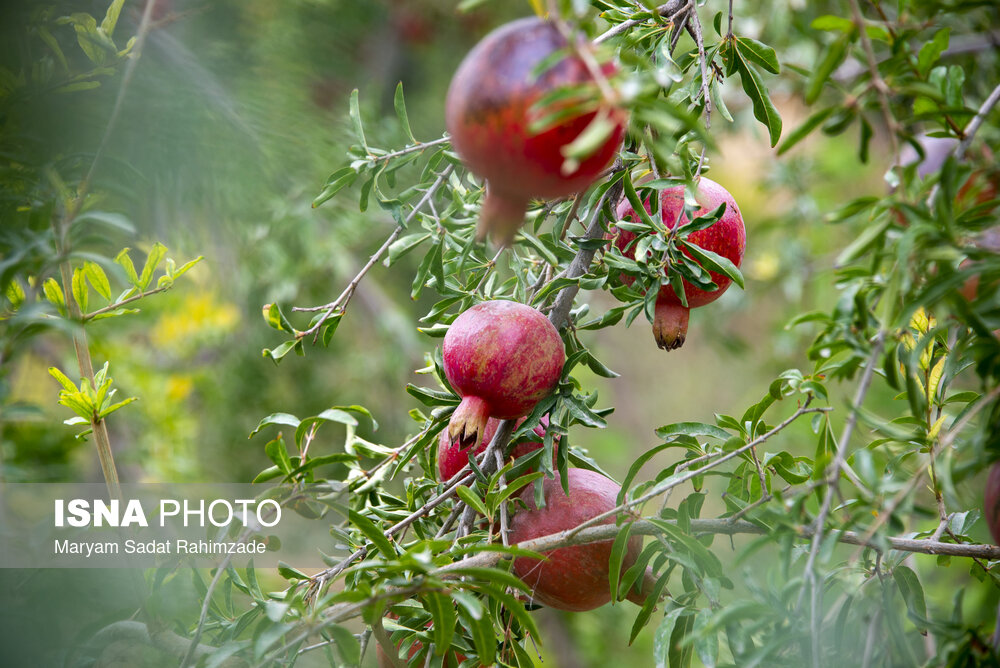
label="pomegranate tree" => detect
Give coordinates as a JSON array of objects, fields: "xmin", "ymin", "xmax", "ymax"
[
  {"xmin": 437, "ymin": 415, "xmax": 554, "ymax": 481},
  {"xmin": 443, "ymin": 300, "xmax": 565, "ymax": 451},
  {"xmin": 509, "ymin": 468, "xmax": 645, "ymax": 611},
  {"xmin": 612, "ymin": 177, "xmax": 746, "ymax": 350},
  {"xmin": 446, "ymin": 16, "xmax": 626, "ymax": 245}
]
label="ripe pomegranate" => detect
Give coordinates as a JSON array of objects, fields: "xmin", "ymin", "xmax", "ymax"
[
  {"xmin": 446, "ymin": 17, "xmax": 626, "ymax": 245},
  {"xmin": 984, "ymin": 463, "xmax": 1000, "ymax": 545},
  {"xmin": 509, "ymin": 468, "xmax": 646, "ymax": 611},
  {"xmin": 612, "ymin": 177, "xmax": 746, "ymax": 350},
  {"xmin": 443, "ymin": 300, "xmax": 564, "ymax": 450},
  {"xmin": 376, "ymin": 618, "xmax": 467, "ymax": 668},
  {"xmin": 438, "ymin": 415, "xmax": 555, "ymax": 481}
]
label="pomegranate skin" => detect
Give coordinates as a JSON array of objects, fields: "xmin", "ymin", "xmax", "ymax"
[
  {"xmin": 443, "ymin": 301, "xmax": 564, "ymax": 450},
  {"xmin": 509, "ymin": 468, "xmax": 642, "ymax": 611},
  {"xmin": 612, "ymin": 177, "xmax": 746, "ymax": 350},
  {"xmin": 437, "ymin": 415, "xmax": 554, "ymax": 482},
  {"xmin": 446, "ymin": 17, "xmax": 626, "ymax": 245},
  {"xmin": 984, "ymin": 463, "xmax": 1000, "ymax": 546}
]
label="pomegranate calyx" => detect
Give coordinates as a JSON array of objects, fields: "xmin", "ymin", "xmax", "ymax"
[
  {"xmin": 653, "ymin": 301, "xmax": 690, "ymax": 351},
  {"xmin": 448, "ymin": 396, "xmax": 491, "ymax": 450},
  {"xmin": 477, "ymin": 187, "xmax": 530, "ymax": 246}
]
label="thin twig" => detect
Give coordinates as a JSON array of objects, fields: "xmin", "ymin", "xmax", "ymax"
[
  {"xmin": 495, "ymin": 449, "xmax": 511, "ymax": 547},
  {"xmin": 547, "ymin": 181, "xmax": 621, "ymax": 329},
  {"xmin": 954, "ymin": 82, "xmax": 1000, "ymax": 161},
  {"xmin": 293, "ymin": 165, "xmax": 454, "ymax": 339},
  {"xmin": 800, "ymin": 331, "xmax": 885, "ymax": 668},
  {"xmin": 594, "ymin": 1, "xmax": 687, "ymax": 44},
  {"xmin": 319, "ymin": 516, "xmax": 1000, "ymax": 626},
  {"xmin": 367, "ymin": 137, "xmax": 450, "ymax": 164},
  {"xmin": 48, "ymin": 0, "xmax": 163, "ymax": 499},
  {"xmin": 847, "ymin": 0, "xmax": 898, "ymax": 161},
  {"xmin": 565, "ymin": 399, "xmax": 826, "ymax": 538},
  {"xmin": 687, "ymin": 7, "xmax": 712, "ymax": 132}
]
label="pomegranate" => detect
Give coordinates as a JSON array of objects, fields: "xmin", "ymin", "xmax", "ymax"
[
  {"xmin": 612, "ymin": 177, "xmax": 746, "ymax": 350},
  {"xmin": 443, "ymin": 300, "xmax": 564, "ymax": 450},
  {"xmin": 437, "ymin": 415, "xmax": 555, "ymax": 481},
  {"xmin": 509, "ymin": 468, "xmax": 645, "ymax": 611},
  {"xmin": 446, "ymin": 17, "xmax": 626, "ymax": 245},
  {"xmin": 984, "ymin": 463, "xmax": 1000, "ymax": 545}
]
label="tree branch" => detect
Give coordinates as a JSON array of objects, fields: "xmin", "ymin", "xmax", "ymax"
[
  {"xmin": 320, "ymin": 515, "xmax": 1000, "ymax": 626},
  {"xmin": 293, "ymin": 164, "xmax": 454, "ymax": 339},
  {"xmin": 594, "ymin": 1, "xmax": 687, "ymax": 44}
]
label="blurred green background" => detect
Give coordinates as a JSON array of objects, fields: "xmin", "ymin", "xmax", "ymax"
[{"xmin": 2, "ymin": 0, "xmax": 998, "ymax": 666}]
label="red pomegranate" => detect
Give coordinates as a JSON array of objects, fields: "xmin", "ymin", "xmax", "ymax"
[
  {"xmin": 509, "ymin": 468, "xmax": 644, "ymax": 611},
  {"xmin": 437, "ymin": 415, "xmax": 555, "ymax": 481},
  {"xmin": 612, "ymin": 177, "xmax": 746, "ymax": 350},
  {"xmin": 984, "ymin": 463, "xmax": 1000, "ymax": 546},
  {"xmin": 446, "ymin": 17, "xmax": 627, "ymax": 245},
  {"xmin": 443, "ymin": 301, "xmax": 564, "ymax": 450}
]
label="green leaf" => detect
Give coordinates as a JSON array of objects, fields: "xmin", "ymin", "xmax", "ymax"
[
  {"xmin": 349, "ymin": 88, "xmax": 367, "ymax": 151},
  {"xmin": 563, "ymin": 395, "xmax": 607, "ymax": 428},
  {"xmin": 71, "ymin": 267, "xmax": 88, "ymax": 314},
  {"xmin": 250, "ymin": 412, "xmax": 301, "ymax": 438},
  {"xmin": 655, "ymin": 422, "xmax": 730, "ymax": 441},
  {"xmin": 810, "ymin": 15, "xmax": 855, "ymax": 33},
  {"xmin": 99, "ymin": 396, "xmax": 137, "ymax": 418},
  {"xmin": 806, "ymin": 35, "xmax": 849, "ymax": 104},
  {"xmin": 778, "ymin": 107, "xmax": 835, "ymax": 155},
  {"xmin": 609, "ymin": 522, "xmax": 634, "ymax": 602},
  {"xmin": 263, "ymin": 340, "xmax": 302, "ymax": 363},
  {"xmin": 455, "ymin": 485, "xmax": 490, "ymax": 519},
  {"xmin": 735, "ymin": 56, "xmax": 782, "ymax": 146},
  {"xmin": 116, "ymin": 248, "xmax": 140, "ymax": 287},
  {"xmin": 678, "ymin": 240, "xmax": 745, "ymax": 289},
  {"xmin": 138, "ymin": 242, "xmax": 167, "ymax": 291},
  {"xmin": 43, "ymin": 277, "xmax": 66, "ymax": 313},
  {"xmin": 446, "ymin": 566, "xmax": 532, "ymax": 594},
  {"xmin": 693, "ymin": 608, "xmax": 719, "ymax": 668},
  {"xmin": 458, "ymin": 604, "xmax": 495, "ymax": 666},
  {"xmin": 49, "ymin": 367, "xmax": 79, "ymax": 393},
  {"xmin": 424, "ymin": 592, "xmax": 456, "ymax": 656},
  {"xmin": 349, "ymin": 509, "xmax": 396, "ymax": 557},
  {"xmin": 386, "ymin": 233, "xmax": 431, "ymax": 266},
  {"xmin": 918, "ymin": 28, "xmax": 949, "ymax": 78},
  {"xmin": 169, "ymin": 256, "xmax": 202, "ymax": 281},
  {"xmin": 735, "ymin": 37, "xmax": 779, "ymax": 74},
  {"xmin": 326, "ymin": 624, "xmax": 361, "ymax": 666},
  {"xmin": 491, "ymin": 472, "xmax": 544, "ymax": 510},
  {"xmin": 101, "ymin": 0, "xmax": 125, "ymax": 36},
  {"xmin": 265, "ymin": 437, "xmax": 293, "ymax": 475},
  {"xmin": 313, "ymin": 166, "xmax": 358, "ymax": 208},
  {"xmin": 394, "ymin": 82, "xmax": 416, "ymax": 142},
  {"xmin": 83, "ymin": 261, "xmax": 112, "ymax": 301},
  {"xmin": 834, "ymin": 216, "xmax": 890, "ymax": 266},
  {"xmin": 263, "ymin": 303, "xmax": 295, "ymax": 333},
  {"xmin": 561, "ymin": 113, "xmax": 616, "ymax": 163},
  {"xmin": 893, "ymin": 565, "xmax": 928, "ymax": 630},
  {"xmin": 277, "ymin": 562, "xmax": 308, "ymax": 580},
  {"xmin": 654, "ymin": 606, "xmax": 686, "ymax": 668}
]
